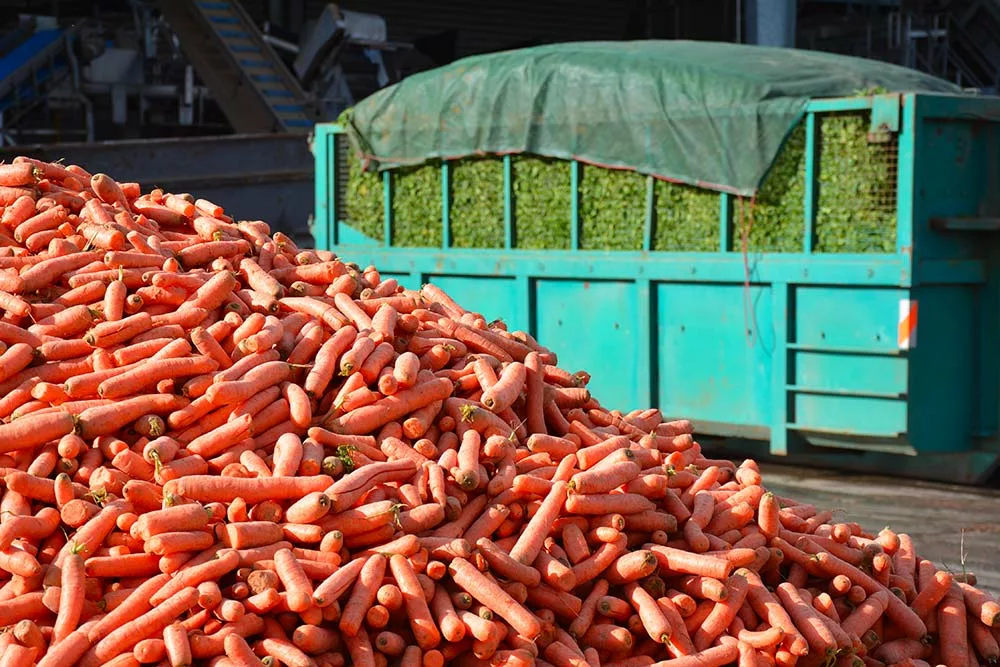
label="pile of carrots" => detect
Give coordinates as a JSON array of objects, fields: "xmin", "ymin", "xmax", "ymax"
[{"xmin": 0, "ymin": 157, "xmax": 994, "ymax": 667}]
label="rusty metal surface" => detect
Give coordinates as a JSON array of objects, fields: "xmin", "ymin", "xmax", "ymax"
[{"xmin": 761, "ymin": 463, "xmax": 1000, "ymax": 596}]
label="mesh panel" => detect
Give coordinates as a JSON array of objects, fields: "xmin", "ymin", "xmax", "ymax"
[
  {"xmin": 392, "ymin": 163, "xmax": 443, "ymax": 248},
  {"xmin": 813, "ymin": 112, "xmax": 898, "ymax": 253},
  {"xmin": 334, "ymin": 133, "xmax": 349, "ymax": 226},
  {"xmin": 450, "ymin": 159, "xmax": 505, "ymax": 249},
  {"xmin": 343, "ymin": 137, "xmax": 385, "ymax": 243}
]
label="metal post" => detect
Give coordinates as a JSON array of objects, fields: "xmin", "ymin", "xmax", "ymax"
[
  {"xmin": 745, "ymin": 0, "xmax": 796, "ymax": 47},
  {"xmin": 570, "ymin": 161, "xmax": 581, "ymax": 250},
  {"xmin": 720, "ymin": 193, "xmax": 732, "ymax": 252},
  {"xmin": 736, "ymin": 0, "xmax": 742, "ymax": 44},
  {"xmin": 442, "ymin": 162, "xmax": 451, "ymax": 249},
  {"xmin": 644, "ymin": 176, "xmax": 655, "ymax": 252},
  {"xmin": 503, "ymin": 155, "xmax": 514, "ymax": 249},
  {"xmin": 803, "ymin": 112, "xmax": 817, "ymax": 254},
  {"xmin": 382, "ymin": 171, "xmax": 393, "ymax": 247}
]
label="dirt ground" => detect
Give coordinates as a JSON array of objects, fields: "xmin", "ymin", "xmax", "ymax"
[{"xmin": 759, "ymin": 464, "xmax": 1000, "ymax": 596}]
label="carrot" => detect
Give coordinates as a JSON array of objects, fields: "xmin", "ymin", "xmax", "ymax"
[
  {"xmin": 164, "ymin": 473, "xmax": 331, "ymax": 504},
  {"xmin": 775, "ymin": 582, "xmax": 838, "ymax": 656},
  {"xmin": 149, "ymin": 550, "xmax": 240, "ymax": 607},
  {"xmin": 0, "ymin": 409, "xmax": 75, "ymax": 454},
  {"xmin": 481, "ymin": 362, "xmax": 526, "ymax": 413},
  {"xmin": 0, "ymin": 163, "xmax": 36, "ymax": 188},
  {"xmin": 224, "ymin": 633, "xmax": 264, "ymax": 667},
  {"xmin": 86, "ymin": 553, "xmax": 161, "ymax": 579},
  {"xmin": 939, "ymin": 585, "xmax": 969, "ymax": 667},
  {"xmin": 90, "ymin": 586, "xmax": 199, "ymax": 664},
  {"xmin": 325, "ymin": 460, "xmax": 416, "ymax": 513},
  {"xmin": 389, "ymin": 553, "xmax": 441, "ymax": 649},
  {"xmin": 77, "ymin": 394, "xmax": 188, "ymax": 439},
  {"xmin": 813, "ymin": 551, "xmax": 927, "ymax": 639},
  {"xmin": 205, "ymin": 362, "xmax": 289, "ymax": 407},
  {"xmin": 161, "ymin": 622, "xmax": 191, "ymax": 667},
  {"xmin": 910, "ymin": 570, "xmax": 952, "ymax": 618},
  {"xmin": 605, "ymin": 549, "xmax": 659, "ymax": 585},
  {"xmin": 50, "ymin": 551, "xmax": 85, "ymax": 643},
  {"xmin": 15, "ymin": 205, "xmax": 67, "ymax": 243},
  {"xmin": 263, "ymin": 548, "xmax": 309, "ymax": 614},
  {"xmin": 0, "ymin": 507, "xmax": 60, "ymax": 549},
  {"xmin": 99, "ymin": 355, "xmax": 218, "ymax": 399},
  {"xmin": 324, "ymin": 377, "xmax": 454, "ymax": 435},
  {"xmin": 958, "ymin": 582, "xmax": 1000, "ymax": 627},
  {"xmin": 477, "ymin": 537, "xmax": 541, "ymax": 587},
  {"xmin": 565, "ymin": 493, "xmax": 655, "ymax": 516},
  {"xmin": 646, "ymin": 545, "xmax": 732, "ymax": 580},
  {"xmin": 313, "ymin": 555, "xmax": 367, "ymax": 607},
  {"xmin": 448, "ymin": 557, "xmax": 541, "ymax": 639},
  {"xmin": 37, "ymin": 623, "xmax": 94, "ymax": 667},
  {"xmin": 148, "ymin": 530, "xmax": 214, "ymax": 555},
  {"xmin": 570, "ymin": 460, "xmax": 641, "ymax": 495}
]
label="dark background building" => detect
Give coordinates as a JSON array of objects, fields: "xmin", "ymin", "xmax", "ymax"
[{"xmin": 0, "ymin": 0, "xmax": 995, "ymax": 144}]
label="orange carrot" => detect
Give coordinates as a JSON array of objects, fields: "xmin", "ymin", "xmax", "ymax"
[
  {"xmin": 448, "ymin": 557, "xmax": 541, "ymax": 639},
  {"xmin": 508, "ymin": 480, "xmax": 567, "ymax": 565},
  {"xmin": 939, "ymin": 585, "xmax": 969, "ymax": 667},
  {"xmin": 813, "ymin": 551, "xmax": 927, "ymax": 639},
  {"xmin": 312, "ymin": 555, "xmax": 367, "ymax": 608},
  {"xmin": 77, "ymin": 394, "xmax": 188, "ymax": 439},
  {"xmin": 224, "ymin": 633, "xmax": 264, "ymax": 667},
  {"xmin": 0, "ymin": 409, "xmax": 75, "ymax": 454},
  {"xmin": 273, "ymin": 548, "xmax": 313, "ymax": 613},
  {"xmin": 90, "ymin": 586, "xmax": 199, "ymax": 663},
  {"xmin": 481, "ymin": 362, "xmax": 526, "ymax": 413},
  {"xmin": 325, "ymin": 377, "xmax": 453, "ymax": 435}
]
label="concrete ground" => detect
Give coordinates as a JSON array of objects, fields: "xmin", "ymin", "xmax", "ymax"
[{"xmin": 758, "ymin": 464, "xmax": 1000, "ymax": 596}]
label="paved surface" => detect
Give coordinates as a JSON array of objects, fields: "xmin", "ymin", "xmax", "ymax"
[{"xmin": 757, "ymin": 464, "xmax": 1000, "ymax": 596}]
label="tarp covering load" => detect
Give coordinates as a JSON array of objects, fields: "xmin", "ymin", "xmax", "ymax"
[{"xmin": 343, "ymin": 41, "xmax": 961, "ymax": 196}]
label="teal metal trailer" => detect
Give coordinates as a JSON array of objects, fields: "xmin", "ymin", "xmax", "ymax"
[{"xmin": 311, "ymin": 91, "xmax": 1000, "ymax": 484}]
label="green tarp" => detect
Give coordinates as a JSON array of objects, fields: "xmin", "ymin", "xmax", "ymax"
[{"xmin": 343, "ymin": 41, "xmax": 962, "ymax": 196}]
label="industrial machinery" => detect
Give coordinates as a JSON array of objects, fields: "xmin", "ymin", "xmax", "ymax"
[
  {"xmin": 0, "ymin": 15, "xmax": 91, "ymax": 145},
  {"xmin": 0, "ymin": 1, "xmax": 408, "ymax": 142}
]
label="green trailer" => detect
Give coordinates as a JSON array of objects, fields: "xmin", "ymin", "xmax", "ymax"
[{"xmin": 310, "ymin": 42, "xmax": 1000, "ymax": 483}]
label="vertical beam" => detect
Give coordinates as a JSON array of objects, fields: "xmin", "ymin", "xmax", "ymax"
[
  {"xmin": 442, "ymin": 161, "xmax": 451, "ymax": 249},
  {"xmin": 895, "ymin": 95, "xmax": 917, "ymax": 448},
  {"xmin": 515, "ymin": 274, "xmax": 532, "ymax": 336},
  {"xmin": 636, "ymin": 278, "xmax": 654, "ymax": 408},
  {"xmin": 382, "ymin": 171, "xmax": 392, "ymax": 248},
  {"xmin": 503, "ymin": 155, "xmax": 514, "ymax": 249},
  {"xmin": 896, "ymin": 95, "xmax": 916, "ymax": 260},
  {"xmin": 311, "ymin": 127, "xmax": 333, "ymax": 250},
  {"xmin": 643, "ymin": 176, "xmax": 655, "ymax": 252},
  {"xmin": 329, "ymin": 130, "xmax": 338, "ymax": 248},
  {"xmin": 803, "ymin": 111, "xmax": 817, "ymax": 253},
  {"xmin": 719, "ymin": 192, "xmax": 732, "ymax": 252},
  {"xmin": 770, "ymin": 282, "xmax": 790, "ymax": 456},
  {"xmin": 570, "ymin": 160, "xmax": 581, "ymax": 250},
  {"xmin": 745, "ymin": 0, "xmax": 796, "ymax": 47}
]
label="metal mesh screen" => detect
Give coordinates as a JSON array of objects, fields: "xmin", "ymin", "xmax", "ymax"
[
  {"xmin": 813, "ymin": 111, "xmax": 899, "ymax": 254},
  {"xmin": 335, "ymin": 133, "xmax": 349, "ymax": 225}
]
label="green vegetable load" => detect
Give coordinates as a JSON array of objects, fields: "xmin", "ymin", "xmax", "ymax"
[{"xmin": 344, "ymin": 112, "xmax": 896, "ymax": 254}]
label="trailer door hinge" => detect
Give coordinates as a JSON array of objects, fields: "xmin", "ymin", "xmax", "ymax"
[{"xmin": 868, "ymin": 93, "xmax": 901, "ymax": 143}]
